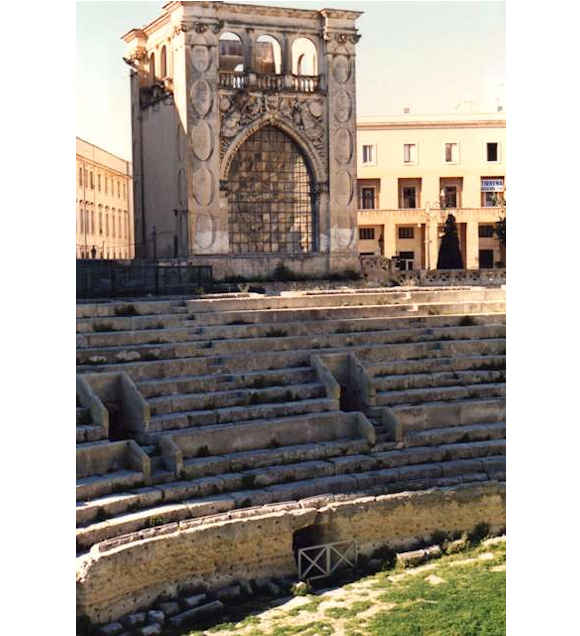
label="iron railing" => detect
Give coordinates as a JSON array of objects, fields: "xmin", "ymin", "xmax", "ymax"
[
  {"xmin": 298, "ymin": 540, "xmax": 357, "ymax": 581},
  {"xmin": 76, "ymin": 260, "xmax": 213, "ymax": 299}
]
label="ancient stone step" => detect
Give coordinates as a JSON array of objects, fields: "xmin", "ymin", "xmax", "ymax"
[
  {"xmin": 75, "ymin": 457, "xmax": 502, "ymax": 551},
  {"xmin": 77, "ymin": 406, "xmax": 91, "ymax": 426},
  {"xmin": 184, "ymin": 288, "xmax": 505, "ymax": 314},
  {"xmin": 77, "ymin": 425, "xmax": 107, "ymax": 444},
  {"xmin": 392, "ymin": 397, "xmax": 506, "ymax": 433},
  {"xmin": 78, "ymin": 311, "xmax": 506, "ymax": 351},
  {"xmin": 77, "ymin": 336, "xmax": 506, "ymax": 379},
  {"xmin": 76, "ymin": 340, "xmax": 211, "ymax": 365},
  {"xmin": 181, "ymin": 437, "xmax": 370, "ymax": 479},
  {"xmin": 76, "ymin": 313, "xmax": 186, "ymax": 335},
  {"xmin": 190, "ymin": 312, "xmax": 506, "ymax": 343},
  {"xmin": 369, "ymin": 354, "xmax": 506, "ymax": 380},
  {"xmin": 376, "ymin": 382, "xmax": 506, "ymax": 407},
  {"xmin": 148, "ymin": 397, "xmax": 338, "ymax": 434},
  {"xmin": 77, "ymin": 322, "xmax": 506, "ymax": 366},
  {"xmin": 76, "ymin": 470, "xmax": 146, "ymax": 501},
  {"xmin": 156, "ymin": 409, "xmax": 355, "ymax": 457},
  {"xmin": 374, "ymin": 369, "xmax": 505, "ymax": 393},
  {"xmin": 405, "ymin": 422, "xmax": 506, "ymax": 447},
  {"xmin": 147, "ymin": 382, "xmax": 326, "ymax": 417},
  {"xmin": 137, "ymin": 366, "xmax": 316, "ymax": 399},
  {"xmin": 188, "ymin": 300, "xmax": 505, "ymax": 327}
]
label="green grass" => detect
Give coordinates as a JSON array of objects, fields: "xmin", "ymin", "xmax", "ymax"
[
  {"xmin": 179, "ymin": 539, "xmax": 504, "ymax": 636},
  {"xmin": 368, "ymin": 546, "xmax": 505, "ymax": 635}
]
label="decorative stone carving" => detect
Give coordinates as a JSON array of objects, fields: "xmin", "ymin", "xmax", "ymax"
[
  {"xmin": 212, "ymin": 20, "xmax": 224, "ymax": 34},
  {"xmin": 191, "ymin": 45, "xmax": 210, "ymax": 73},
  {"xmin": 173, "ymin": 22, "xmax": 190, "ymax": 36},
  {"xmin": 129, "ymin": 46, "xmax": 147, "ymax": 62},
  {"xmin": 332, "ymin": 55, "xmax": 350, "ymax": 84},
  {"xmin": 334, "ymin": 90, "xmax": 352, "ymax": 123},
  {"xmin": 335, "ymin": 170, "xmax": 353, "ymax": 205},
  {"xmin": 194, "ymin": 23, "xmax": 209, "ymax": 34},
  {"xmin": 191, "ymin": 79, "xmax": 213, "ymax": 117},
  {"xmin": 219, "ymin": 91, "xmax": 327, "ymax": 160},
  {"xmin": 194, "ymin": 213, "xmax": 215, "ymax": 249},
  {"xmin": 308, "ymin": 100, "xmax": 324, "ymax": 118},
  {"xmin": 191, "ymin": 121, "xmax": 213, "ymax": 161},
  {"xmin": 192, "ymin": 166, "xmax": 215, "ymax": 206},
  {"xmin": 334, "ymin": 129, "xmax": 352, "ymax": 165}
]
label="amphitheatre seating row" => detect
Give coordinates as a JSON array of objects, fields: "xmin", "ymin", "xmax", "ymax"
[{"xmin": 76, "ymin": 286, "xmax": 506, "ymax": 553}]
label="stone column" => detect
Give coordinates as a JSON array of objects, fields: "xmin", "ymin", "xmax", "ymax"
[
  {"xmin": 186, "ymin": 24, "xmax": 227, "ymax": 255},
  {"xmin": 466, "ymin": 220, "xmax": 479, "ymax": 269},
  {"xmin": 325, "ymin": 31, "xmax": 360, "ymax": 269}
]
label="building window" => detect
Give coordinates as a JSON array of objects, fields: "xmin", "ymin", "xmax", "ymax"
[
  {"xmin": 160, "ymin": 45, "xmax": 167, "ymax": 78},
  {"xmin": 99, "ymin": 210, "xmax": 102, "ymax": 235},
  {"xmin": 91, "ymin": 210, "xmax": 94, "ymax": 234},
  {"xmin": 481, "ymin": 178, "xmax": 504, "ymax": 207},
  {"xmin": 117, "ymin": 181, "xmax": 121, "ymax": 198},
  {"xmin": 79, "ymin": 167, "xmax": 83, "ymax": 186},
  {"xmin": 398, "ymin": 227, "xmax": 415, "ymax": 239},
  {"xmin": 105, "ymin": 213, "xmax": 109, "ymax": 237},
  {"xmin": 105, "ymin": 177, "xmax": 108, "ymax": 195},
  {"xmin": 486, "ymin": 142, "xmax": 499, "ymax": 162},
  {"xmin": 98, "ymin": 174, "xmax": 101, "ymax": 192},
  {"xmin": 90, "ymin": 172, "xmax": 94, "ymax": 189},
  {"xmin": 362, "ymin": 144, "xmax": 375, "ymax": 165},
  {"xmin": 442, "ymin": 186, "xmax": 457, "ymax": 208},
  {"xmin": 361, "ymin": 187, "xmax": 376, "ymax": 210},
  {"xmin": 398, "ymin": 251, "xmax": 415, "ymax": 271},
  {"xmin": 402, "ymin": 186, "xmax": 417, "ymax": 209},
  {"xmin": 444, "ymin": 143, "xmax": 459, "ymax": 163},
  {"xmin": 359, "ymin": 228, "xmax": 375, "ymax": 240},
  {"xmin": 479, "ymin": 225, "xmax": 495, "ymax": 238},
  {"xmin": 112, "ymin": 210, "xmax": 116, "ymax": 238},
  {"xmin": 403, "ymin": 144, "xmax": 417, "ymax": 163},
  {"xmin": 479, "ymin": 249, "xmax": 494, "ymax": 268}
]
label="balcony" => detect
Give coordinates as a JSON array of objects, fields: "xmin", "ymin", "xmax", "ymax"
[
  {"xmin": 358, "ymin": 207, "xmax": 503, "ymax": 222},
  {"xmin": 218, "ymin": 71, "xmax": 320, "ymax": 93}
]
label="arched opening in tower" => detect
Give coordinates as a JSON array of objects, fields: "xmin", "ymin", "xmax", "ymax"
[{"xmin": 228, "ymin": 125, "xmax": 315, "ymax": 254}]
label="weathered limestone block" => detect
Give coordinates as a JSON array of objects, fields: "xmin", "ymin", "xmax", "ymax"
[{"xmin": 77, "ymin": 483, "xmax": 504, "ymax": 624}]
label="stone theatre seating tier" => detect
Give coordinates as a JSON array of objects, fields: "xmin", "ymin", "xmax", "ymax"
[{"xmin": 76, "ymin": 287, "xmax": 506, "ymax": 553}]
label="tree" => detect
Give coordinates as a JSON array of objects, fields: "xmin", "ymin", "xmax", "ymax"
[
  {"xmin": 493, "ymin": 193, "xmax": 506, "ymax": 267},
  {"xmin": 437, "ymin": 213, "xmax": 464, "ymax": 269}
]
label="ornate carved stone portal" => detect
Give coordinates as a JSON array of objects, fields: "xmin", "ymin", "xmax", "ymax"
[{"xmin": 122, "ymin": 1, "xmax": 362, "ymax": 276}]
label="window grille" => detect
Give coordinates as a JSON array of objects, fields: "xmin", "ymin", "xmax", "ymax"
[{"xmin": 228, "ymin": 126, "xmax": 315, "ymax": 254}]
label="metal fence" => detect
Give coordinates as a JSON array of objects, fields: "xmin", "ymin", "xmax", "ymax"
[
  {"xmin": 76, "ymin": 260, "xmax": 213, "ymax": 299},
  {"xmin": 298, "ymin": 540, "xmax": 358, "ymax": 581}
]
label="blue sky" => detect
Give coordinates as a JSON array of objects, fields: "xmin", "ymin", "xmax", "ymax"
[{"xmin": 76, "ymin": 1, "xmax": 505, "ymax": 160}]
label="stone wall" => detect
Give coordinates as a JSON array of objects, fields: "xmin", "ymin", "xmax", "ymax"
[{"xmin": 77, "ymin": 481, "xmax": 505, "ymax": 624}]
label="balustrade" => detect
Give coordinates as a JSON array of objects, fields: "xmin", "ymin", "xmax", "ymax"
[{"xmin": 218, "ymin": 71, "xmax": 320, "ymax": 93}]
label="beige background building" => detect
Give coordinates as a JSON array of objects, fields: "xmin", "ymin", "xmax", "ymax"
[
  {"xmin": 356, "ymin": 112, "xmax": 506, "ymax": 269},
  {"xmin": 76, "ymin": 137, "xmax": 134, "ymax": 259}
]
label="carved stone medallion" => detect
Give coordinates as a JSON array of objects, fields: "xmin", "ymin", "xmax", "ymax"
[
  {"xmin": 334, "ymin": 90, "xmax": 351, "ymax": 123},
  {"xmin": 191, "ymin": 121, "xmax": 213, "ymax": 161},
  {"xmin": 332, "ymin": 55, "xmax": 350, "ymax": 84},
  {"xmin": 191, "ymin": 45, "xmax": 210, "ymax": 73},
  {"xmin": 335, "ymin": 170, "xmax": 353, "ymax": 205},
  {"xmin": 194, "ymin": 213, "xmax": 215, "ymax": 249},
  {"xmin": 191, "ymin": 79, "xmax": 212, "ymax": 117},
  {"xmin": 335, "ymin": 129, "xmax": 352, "ymax": 165},
  {"xmin": 192, "ymin": 166, "xmax": 214, "ymax": 206}
]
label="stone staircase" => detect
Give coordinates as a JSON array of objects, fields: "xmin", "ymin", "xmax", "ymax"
[{"xmin": 76, "ymin": 286, "xmax": 506, "ymax": 553}]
